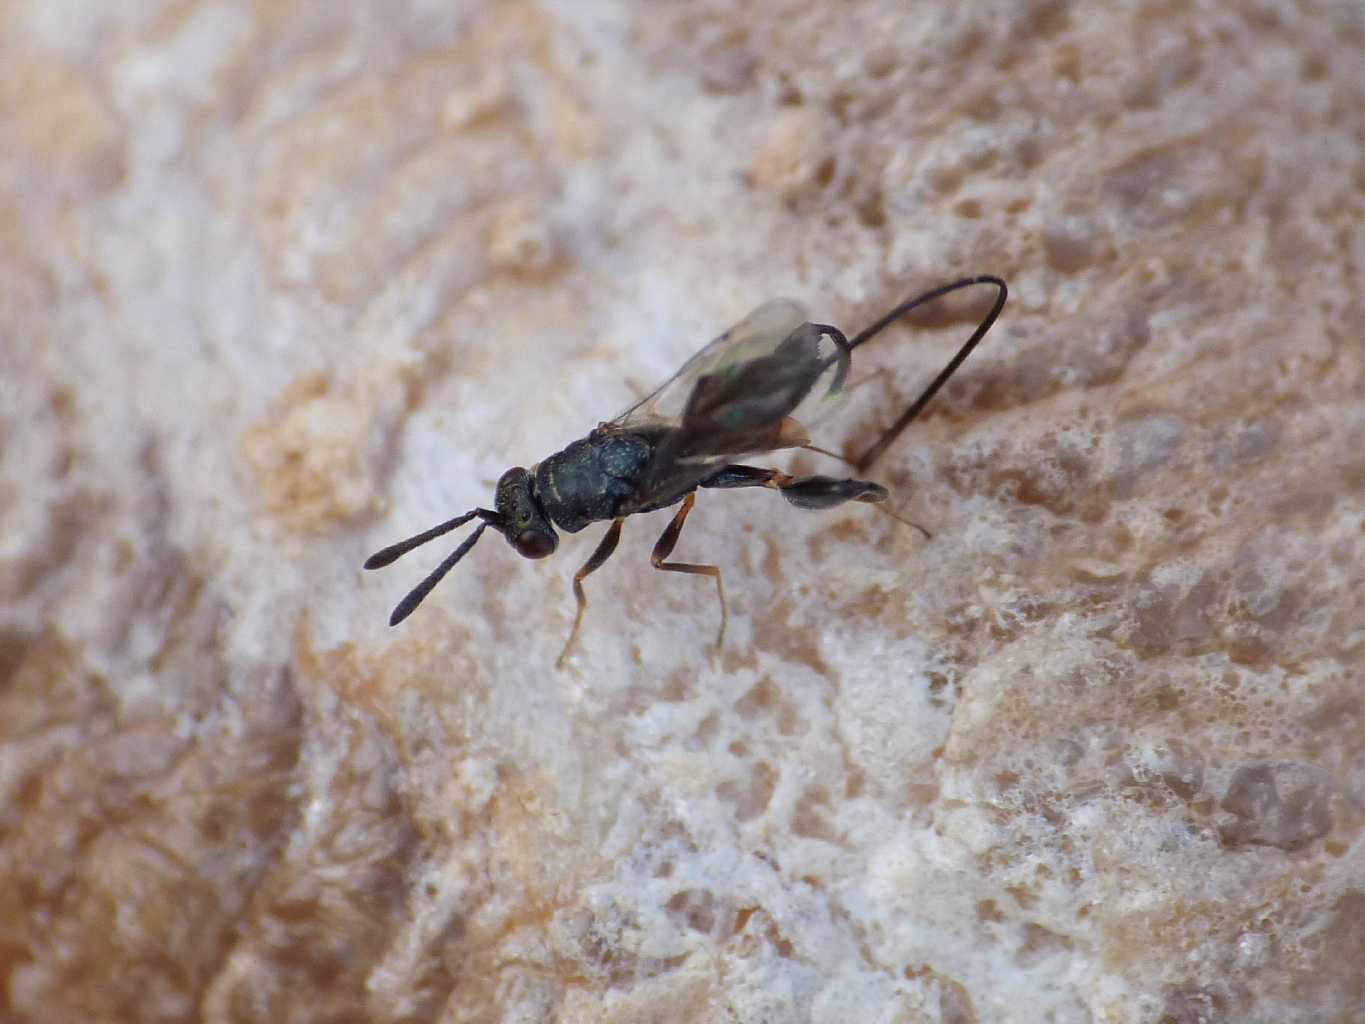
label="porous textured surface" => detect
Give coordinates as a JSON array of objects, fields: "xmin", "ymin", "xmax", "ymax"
[{"xmin": 2, "ymin": 1, "xmax": 1362, "ymax": 1021}]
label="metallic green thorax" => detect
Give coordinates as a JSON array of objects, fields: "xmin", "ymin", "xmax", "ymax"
[{"xmin": 536, "ymin": 432, "xmax": 657, "ymax": 533}]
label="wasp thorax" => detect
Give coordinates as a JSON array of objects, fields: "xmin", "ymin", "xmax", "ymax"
[{"xmin": 495, "ymin": 467, "xmax": 558, "ymax": 559}]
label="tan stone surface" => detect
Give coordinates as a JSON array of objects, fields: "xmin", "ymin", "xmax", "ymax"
[{"xmin": 2, "ymin": 1, "xmax": 1362, "ymax": 1022}]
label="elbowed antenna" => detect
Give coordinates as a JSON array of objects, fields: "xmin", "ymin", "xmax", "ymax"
[
  {"xmin": 386, "ymin": 521, "xmax": 489, "ymax": 626},
  {"xmin": 363, "ymin": 509, "xmax": 484, "ymax": 569},
  {"xmin": 844, "ymin": 275, "xmax": 1008, "ymax": 472},
  {"xmin": 363, "ymin": 507, "xmax": 501, "ymax": 625}
]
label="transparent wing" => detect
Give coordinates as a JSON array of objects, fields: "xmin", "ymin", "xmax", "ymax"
[
  {"xmin": 611, "ymin": 299, "xmax": 811, "ymax": 430},
  {"xmin": 609, "ymin": 300, "xmax": 854, "ymax": 512}
]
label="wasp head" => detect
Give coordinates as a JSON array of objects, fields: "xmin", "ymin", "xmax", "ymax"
[{"xmin": 494, "ymin": 467, "xmax": 558, "ymax": 559}]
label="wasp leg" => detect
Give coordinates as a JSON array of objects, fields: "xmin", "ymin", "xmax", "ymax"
[
  {"xmin": 698, "ymin": 465, "xmax": 792, "ymax": 490},
  {"xmin": 650, "ymin": 493, "xmax": 727, "ymax": 650},
  {"xmin": 777, "ymin": 475, "xmax": 888, "ymax": 509},
  {"xmin": 701, "ymin": 465, "xmax": 885, "ymax": 505},
  {"xmin": 557, "ymin": 518, "xmax": 624, "ymax": 668},
  {"xmin": 701, "ymin": 465, "xmax": 930, "ymax": 539}
]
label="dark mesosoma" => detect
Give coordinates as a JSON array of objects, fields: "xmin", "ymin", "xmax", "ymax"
[{"xmin": 364, "ymin": 275, "xmax": 1007, "ymax": 665}]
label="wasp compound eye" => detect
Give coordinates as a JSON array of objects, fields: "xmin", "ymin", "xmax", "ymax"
[{"xmin": 511, "ymin": 528, "xmax": 557, "ymax": 559}]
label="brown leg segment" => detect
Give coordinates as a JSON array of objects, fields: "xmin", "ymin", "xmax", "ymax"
[
  {"xmin": 650, "ymin": 493, "xmax": 727, "ymax": 650},
  {"xmin": 556, "ymin": 518, "xmax": 624, "ymax": 668}
]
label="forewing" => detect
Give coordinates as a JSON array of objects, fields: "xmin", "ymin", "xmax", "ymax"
[
  {"xmin": 622, "ymin": 303, "xmax": 853, "ymax": 508},
  {"xmin": 611, "ymin": 299, "xmax": 810, "ymax": 430}
]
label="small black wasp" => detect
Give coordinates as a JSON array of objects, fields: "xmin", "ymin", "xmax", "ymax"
[{"xmin": 364, "ymin": 276, "xmax": 1006, "ymax": 665}]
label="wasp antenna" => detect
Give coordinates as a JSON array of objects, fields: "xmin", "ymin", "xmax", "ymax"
[
  {"xmin": 851, "ymin": 275, "xmax": 1007, "ymax": 472},
  {"xmin": 363, "ymin": 509, "xmax": 486, "ymax": 570},
  {"xmin": 388, "ymin": 521, "xmax": 490, "ymax": 626}
]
